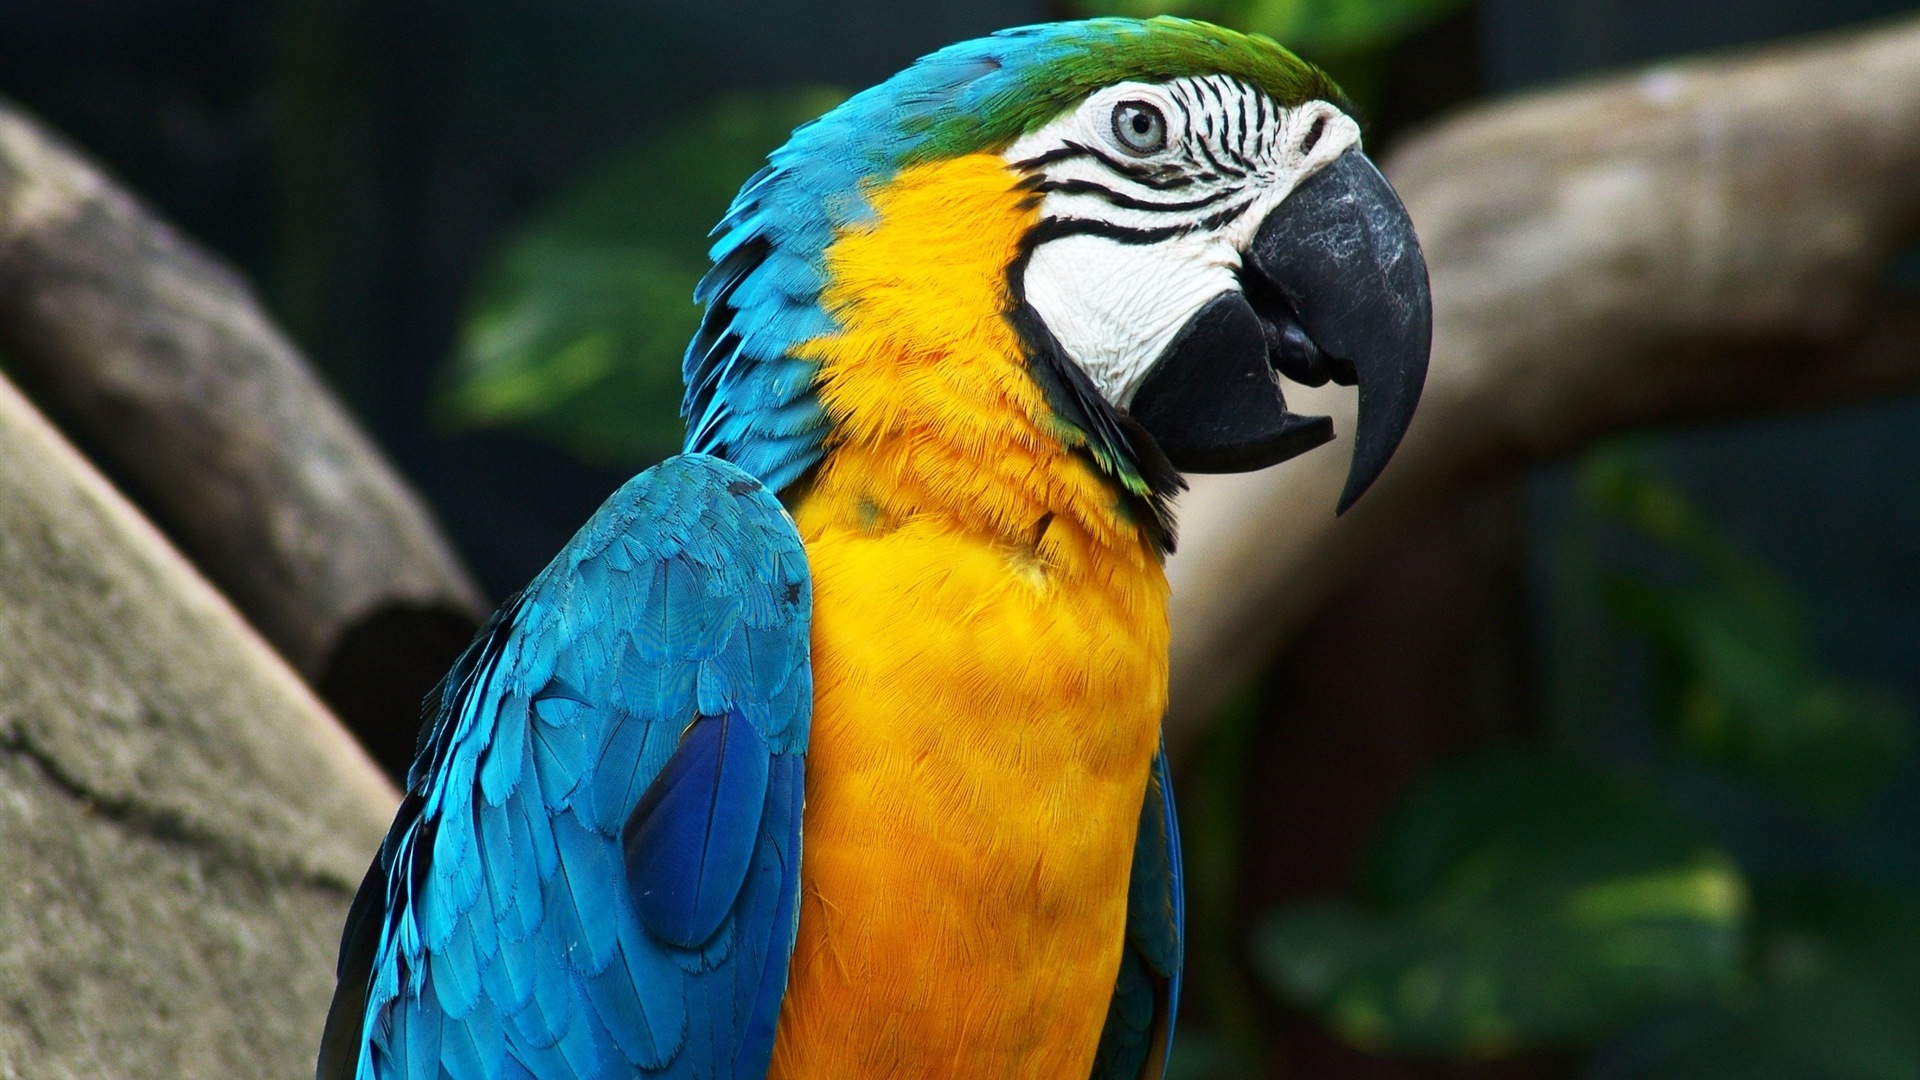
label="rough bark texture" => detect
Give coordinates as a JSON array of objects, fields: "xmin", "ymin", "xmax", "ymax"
[
  {"xmin": 1166, "ymin": 15, "xmax": 1920, "ymax": 742},
  {"xmin": 0, "ymin": 99, "xmax": 486, "ymax": 771},
  {"xmin": 0, "ymin": 370, "xmax": 397, "ymax": 1079}
]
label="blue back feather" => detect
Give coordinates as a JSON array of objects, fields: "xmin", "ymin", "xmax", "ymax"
[{"xmin": 318, "ymin": 455, "xmax": 812, "ymax": 1080}]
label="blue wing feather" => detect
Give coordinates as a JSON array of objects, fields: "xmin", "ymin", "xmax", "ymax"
[
  {"xmin": 1091, "ymin": 742, "xmax": 1186, "ymax": 1080},
  {"xmin": 318, "ymin": 454, "xmax": 812, "ymax": 1080},
  {"xmin": 622, "ymin": 710, "xmax": 772, "ymax": 949}
]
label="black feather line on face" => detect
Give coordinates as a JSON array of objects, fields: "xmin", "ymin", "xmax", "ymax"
[
  {"xmin": 1028, "ymin": 216, "xmax": 1186, "ymax": 246},
  {"xmin": 1009, "ymin": 303, "xmax": 1182, "ymax": 555},
  {"xmin": 1001, "ymin": 144, "xmax": 1199, "ymax": 555},
  {"xmin": 1196, "ymin": 198, "xmax": 1256, "ymax": 232},
  {"xmin": 1024, "ymin": 176, "xmax": 1235, "ymax": 214},
  {"xmin": 1002, "ymin": 216, "xmax": 1183, "ymax": 554},
  {"xmin": 1062, "ymin": 141, "xmax": 1196, "ymax": 190},
  {"xmin": 1190, "ymin": 129, "xmax": 1246, "ymax": 179}
]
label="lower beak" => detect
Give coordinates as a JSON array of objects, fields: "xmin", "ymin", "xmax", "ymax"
[{"xmin": 1127, "ymin": 148, "xmax": 1432, "ymax": 513}]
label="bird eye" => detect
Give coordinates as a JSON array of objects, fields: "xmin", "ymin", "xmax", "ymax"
[{"xmin": 1110, "ymin": 101, "xmax": 1166, "ymax": 155}]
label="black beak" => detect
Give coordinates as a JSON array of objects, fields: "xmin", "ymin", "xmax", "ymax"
[{"xmin": 1128, "ymin": 148, "xmax": 1431, "ymax": 513}]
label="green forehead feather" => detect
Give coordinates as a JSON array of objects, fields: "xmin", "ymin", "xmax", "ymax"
[{"xmin": 895, "ymin": 17, "xmax": 1347, "ymax": 165}]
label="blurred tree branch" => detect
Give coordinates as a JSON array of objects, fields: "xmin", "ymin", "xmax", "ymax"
[
  {"xmin": 1167, "ymin": 14, "xmax": 1920, "ymax": 746},
  {"xmin": 0, "ymin": 101, "xmax": 487, "ymax": 772},
  {"xmin": 0, "ymin": 368, "xmax": 394, "ymax": 1077}
]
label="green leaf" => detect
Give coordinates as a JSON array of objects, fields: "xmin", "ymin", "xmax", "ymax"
[
  {"xmin": 1596, "ymin": 886, "xmax": 1920, "ymax": 1080},
  {"xmin": 1579, "ymin": 449, "xmax": 1794, "ymax": 618},
  {"xmin": 1257, "ymin": 753, "xmax": 1749, "ymax": 1057},
  {"xmin": 1581, "ymin": 448, "xmax": 1914, "ymax": 811},
  {"xmin": 1070, "ymin": 0, "xmax": 1467, "ymax": 59},
  {"xmin": 444, "ymin": 88, "xmax": 847, "ymax": 465}
]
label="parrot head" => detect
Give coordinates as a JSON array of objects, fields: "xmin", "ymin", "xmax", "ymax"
[{"xmin": 685, "ymin": 17, "xmax": 1431, "ymax": 539}]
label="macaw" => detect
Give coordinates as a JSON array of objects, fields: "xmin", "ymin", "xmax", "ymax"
[{"xmin": 317, "ymin": 16, "xmax": 1430, "ymax": 1080}]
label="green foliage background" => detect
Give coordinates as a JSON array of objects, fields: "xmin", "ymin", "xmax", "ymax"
[
  {"xmin": 1255, "ymin": 447, "xmax": 1919, "ymax": 1076},
  {"xmin": 446, "ymin": 89, "xmax": 846, "ymax": 466}
]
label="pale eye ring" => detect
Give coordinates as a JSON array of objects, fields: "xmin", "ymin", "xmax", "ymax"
[{"xmin": 1110, "ymin": 100, "xmax": 1167, "ymax": 155}]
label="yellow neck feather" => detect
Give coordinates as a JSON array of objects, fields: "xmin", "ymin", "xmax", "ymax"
[{"xmin": 789, "ymin": 154, "xmax": 1157, "ymax": 581}]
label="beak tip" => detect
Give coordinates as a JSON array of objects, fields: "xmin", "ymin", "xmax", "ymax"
[
  {"xmin": 1334, "ymin": 462, "xmax": 1377, "ymax": 516},
  {"xmin": 1249, "ymin": 148, "xmax": 1430, "ymax": 520},
  {"xmin": 1334, "ymin": 474, "xmax": 1375, "ymax": 516}
]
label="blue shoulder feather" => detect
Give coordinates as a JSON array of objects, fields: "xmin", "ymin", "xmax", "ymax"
[{"xmin": 318, "ymin": 454, "xmax": 811, "ymax": 1080}]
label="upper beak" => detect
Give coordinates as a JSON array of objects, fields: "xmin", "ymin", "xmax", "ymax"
[{"xmin": 1128, "ymin": 148, "xmax": 1431, "ymax": 513}]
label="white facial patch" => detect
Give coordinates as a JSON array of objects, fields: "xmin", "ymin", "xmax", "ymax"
[{"xmin": 1003, "ymin": 76, "xmax": 1360, "ymax": 408}]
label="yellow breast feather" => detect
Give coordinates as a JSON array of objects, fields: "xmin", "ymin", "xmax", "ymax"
[{"xmin": 768, "ymin": 154, "xmax": 1171, "ymax": 1079}]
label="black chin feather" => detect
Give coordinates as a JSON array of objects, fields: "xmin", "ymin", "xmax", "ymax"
[{"xmin": 1008, "ymin": 303, "xmax": 1184, "ymax": 556}]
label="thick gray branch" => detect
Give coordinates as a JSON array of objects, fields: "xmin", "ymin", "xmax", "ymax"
[
  {"xmin": 0, "ymin": 100, "xmax": 485, "ymax": 689},
  {"xmin": 1166, "ymin": 16, "xmax": 1920, "ymax": 743},
  {"xmin": 0, "ymin": 370, "xmax": 395, "ymax": 1078}
]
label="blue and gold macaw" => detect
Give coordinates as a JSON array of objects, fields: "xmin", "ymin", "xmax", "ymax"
[{"xmin": 319, "ymin": 17, "xmax": 1429, "ymax": 1080}]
